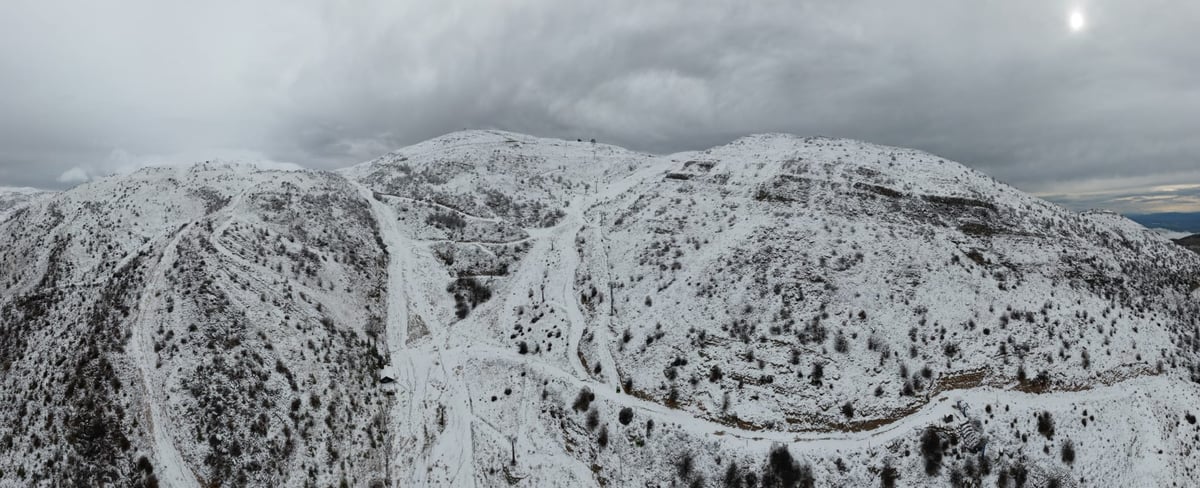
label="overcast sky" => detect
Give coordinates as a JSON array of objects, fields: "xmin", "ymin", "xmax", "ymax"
[{"xmin": 1, "ymin": 0, "xmax": 1197, "ymax": 213}]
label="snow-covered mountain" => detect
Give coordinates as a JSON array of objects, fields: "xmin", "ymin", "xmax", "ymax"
[
  {"xmin": 1176, "ymin": 234, "xmax": 1200, "ymax": 254},
  {"xmin": 0, "ymin": 186, "xmax": 52, "ymax": 216},
  {"xmin": 1, "ymin": 131, "xmax": 1199, "ymax": 487}
]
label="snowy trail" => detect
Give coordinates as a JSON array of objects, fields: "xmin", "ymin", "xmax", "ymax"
[
  {"xmin": 356, "ymin": 188, "xmax": 411, "ymax": 385},
  {"xmin": 357, "ymin": 185, "xmax": 413, "ymax": 483},
  {"xmin": 373, "ymin": 192, "xmax": 504, "ymax": 223},
  {"xmin": 573, "ymin": 222, "xmax": 621, "ymax": 388},
  {"xmin": 415, "ymin": 235, "xmax": 534, "ymax": 246},
  {"xmin": 558, "ymin": 207, "xmax": 595, "ymax": 382},
  {"xmin": 437, "ymin": 352, "xmax": 477, "ymax": 487},
  {"xmin": 357, "ymin": 182, "xmax": 480, "ymax": 487},
  {"xmin": 351, "ymin": 153, "xmax": 1156, "ymax": 471},
  {"xmin": 209, "ymin": 190, "xmax": 291, "ymax": 280},
  {"xmin": 551, "ymin": 197, "xmax": 619, "ymax": 387},
  {"xmin": 561, "ymin": 160, "xmax": 673, "ymax": 388},
  {"xmin": 343, "ymin": 156, "xmax": 1184, "ymax": 476},
  {"xmin": 129, "ymin": 226, "xmax": 199, "ymax": 488},
  {"xmin": 452, "ymin": 344, "xmax": 1172, "ymax": 452}
]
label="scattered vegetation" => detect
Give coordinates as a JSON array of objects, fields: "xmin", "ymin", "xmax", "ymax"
[
  {"xmin": 447, "ymin": 277, "xmax": 493, "ymax": 319},
  {"xmin": 1036, "ymin": 411, "xmax": 1055, "ymax": 439}
]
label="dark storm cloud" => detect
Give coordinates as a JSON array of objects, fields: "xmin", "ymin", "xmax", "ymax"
[{"xmin": 1, "ymin": 0, "xmax": 1197, "ymax": 212}]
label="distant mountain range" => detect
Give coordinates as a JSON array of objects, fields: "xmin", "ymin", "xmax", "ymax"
[{"xmin": 1127, "ymin": 212, "xmax": 1200, "ymax": 233}]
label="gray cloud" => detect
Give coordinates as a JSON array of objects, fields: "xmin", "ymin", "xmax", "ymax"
[{"xmin": 1, "ymin": 0, "xmax": 1197, "ymax": 212}]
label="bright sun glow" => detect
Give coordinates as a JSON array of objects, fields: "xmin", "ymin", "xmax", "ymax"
[{"xmin": 1069, "ymin": 9, "xmax": 1086, "ymax": 32}]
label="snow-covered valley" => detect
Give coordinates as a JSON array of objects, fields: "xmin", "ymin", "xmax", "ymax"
[{"xmin": 2, "ymin": 131, "xmax": 1199, "ymax": 487}]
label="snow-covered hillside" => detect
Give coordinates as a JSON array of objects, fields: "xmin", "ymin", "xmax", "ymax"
[
  {"xmin": 1, "ymin": 131, "xmax": 1199, "ymax": 487},
  {"xmin": 0, "ymin": 186, "xmax": 52, "ymax": 216},
  {"xmin": 1175, "ymin": 234, "xmax": 1200, "ymax": 255}
]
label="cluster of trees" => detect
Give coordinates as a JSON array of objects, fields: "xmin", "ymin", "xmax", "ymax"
[{"xmin": 447, "ymin": 277, "xmax": 493, "ymax": 319}]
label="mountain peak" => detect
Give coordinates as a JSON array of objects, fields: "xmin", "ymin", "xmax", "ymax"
[{"xmin": 2, "ymin": 132, "xmax": 1199, "ymax": 486}]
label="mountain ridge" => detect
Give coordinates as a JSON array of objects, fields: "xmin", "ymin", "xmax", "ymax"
[
  {"xmin": 1176, "ymin": 233, "xmax": 1200, "ymax": 254},
  {"xmin": 1, "ymin": 130, "xmax": 1199, "ymax": 487}
]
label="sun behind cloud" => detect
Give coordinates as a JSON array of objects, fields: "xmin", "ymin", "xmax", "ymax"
[{"xmin": 1069, "ymin": 8, "xmax": 1086, "ymax": 32}]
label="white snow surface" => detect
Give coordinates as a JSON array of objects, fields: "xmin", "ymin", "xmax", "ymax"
[
  {"xmin": 1, "ymin": 130, "xmax": 1199, "ymax": 487},
  {"xmin": 0, "ymin": 186, "xmax": 52, "ymax": 216}
]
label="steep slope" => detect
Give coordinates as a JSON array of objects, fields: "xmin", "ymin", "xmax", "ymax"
[
  {"xmin": 1175, "ymin": 233, "xmax": 1200, "ymax": 254},
  {"xmin": 594, "ymin": 137, "xmax": 1200, "ymax": 431},
  {"xmin": 2, "ymin": 131, "xmax": 1199, "ymax": 487},
  {"xmin": 0, "ymin": 164, "xmax": 393, "ymax": 487}
]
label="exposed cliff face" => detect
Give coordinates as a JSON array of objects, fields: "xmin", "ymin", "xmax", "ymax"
[{"xmin": 2, "ymin": 131, "xmax": 1198, "ymax": 487}]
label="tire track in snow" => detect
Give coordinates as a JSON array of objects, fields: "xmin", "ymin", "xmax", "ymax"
[
  {"xmin": 561, "ymin": 160, "xmax": 676, "ymax": 388},
  {"xmin": 358, "ymin": 183, "xmax": 479, "ymax": 487},
  {"xmin": 557, "ymin": 196, "xmax": 622, "ymax": 387},
  {"xmin": 559, "ymin": 206, "xmax": 597, "ymax": 382},
  {"xmin": 129, "ymin": 225, "xmax": 200, "ymax": 488},
  {"xmin": 357, "ymin": 185, "xmax": 414, "ymax": 485}
]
